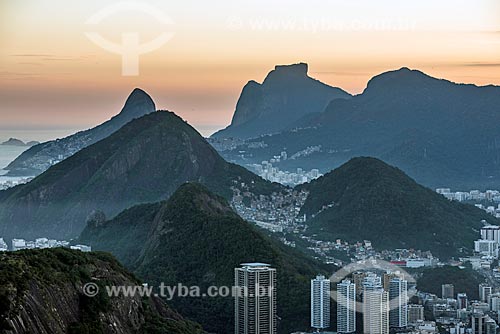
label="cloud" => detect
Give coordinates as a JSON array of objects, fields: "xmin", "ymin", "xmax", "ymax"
[
  {"xmin": 41, "ymin": 57, "xmax": 79, "ymax": 61},
  {"xmin": 11, "ymin": 54, "xmax": 55, "ymax": 57},
  {"xmin": 462, "ymin": 62, "xmax": 500, "ymax": 68},
  {"xmin": 311, "ymin": 71, "xmax": 373, "ymax": 76},
  {"xmin": 17, "ymin": 62, "xmax": 44, "ymax": 66},
  {"xmin": 10, "ymin": 54, "xmax": 96, "ymax": 62},
  {"xmin": 0, "ymin": 71, "xmax": 43, "ymax": 80}
]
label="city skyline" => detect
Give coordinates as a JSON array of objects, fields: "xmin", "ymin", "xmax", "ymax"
[{"xmin": 1, "ymin": 0, "xmax": 500, "ymax": 139}]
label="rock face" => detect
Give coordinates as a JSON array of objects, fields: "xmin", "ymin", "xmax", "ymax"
[
  {"xmin": 212, "ymin": 63, "xmax": 351, "ymax": 139},
  {"xmin": 79, "ymin": 183, "xmax": 329, "ymax": 334},
  {"xmin": 217, "ymin": 67, "xmax": 500, "ymax": 189},
  {"xmin": 5, "ymin": 88, "xmax": 156, "ymax": 176},
  {"xmin": 297, "ymin": 157, "xmax": 499, "ymax": 258},
  {"xmin": 0, "ymin": 111, "xmax": 281, "ymax": 240},
  {"xmin": 0, "ymin": 248, "xmax": 202, "ymax": 334}
]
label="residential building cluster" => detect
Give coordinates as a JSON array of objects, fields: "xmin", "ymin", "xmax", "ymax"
[
  {"xmin": 301, "ymin": 235, "xmax": 438, "ymax": 269},
  {"xmin": 473, "ymin": 225, "xmax": 500, "ymax": 260},
  {"xmin": 207, "ymin": 137, "xmax": 262, "ymax": 152},
  {"xmin": 231, "ymin": 181, "xmax": 442, "ymax": 270},
  {"xmin": 437, "ymin": 188, "xmax": 500, "ymax": 203},
  {"xmin": 312, "ymin": 271, "xmax": 411, "ymax": 334},
  {"xmin": 411, "ymin": 282, "xmax": 500, "ymax": 334},
  {"xmin": 0, "ymin": 237, "xmax": 91, "ymax": 252},
  {"xmin": 231, "ymin": 185, "xmax": 308, "ymax": 233},
  {"xmin": 234, "ymin": 258, "xmax": 500, "ymax": 334},
  {"xmin": 208, "ymin": 138, "xmax": 325, "ymax": 186},
  {"xmin": 252, "ymin": 159, "xmax": 322, "ymax": 186},
  {"xmin": 436, "ymin": 188, "xmax": 500, "ymax": 218},
  {"xmin": 0, "ymin": 177, "xmax": 34, "ymax": 190},
  {"xmin": 288, "ymin": 145, "xmax": 322, "ymax": 160},
  {"xmin": 230, "ymin": 182, "xmax": 500, "ymax": 334}
]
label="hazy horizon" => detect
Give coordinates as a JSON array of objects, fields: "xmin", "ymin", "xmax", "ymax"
[
  {"xmin": 2, "ymin": 0, "xmax": 500, "ymax": 141},
  {"xmin": 2, "ymin": 64, "xmax": 500, "ymax": 143}
]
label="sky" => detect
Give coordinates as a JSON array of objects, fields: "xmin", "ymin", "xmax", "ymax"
[{"xmin": 1, "ymin": 0, "xmax": 499, "ymax": 141}]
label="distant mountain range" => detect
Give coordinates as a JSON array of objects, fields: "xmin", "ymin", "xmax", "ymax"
[
  {"xmin": 212, "ymin": 63, "xmax": 351, "ymax": 139},
  {"xmin": 0, "ymin": 248, "xmax": 202, "ymax": 333},
  {"xmin": 0, "ymin": 111, "xmax": 282, "ymax": 240},
  {"xmin": 297, "ymin": 157, "xmax": 498, "ymax": 258},
  {"xmin": 213, "ymin": 66, "xmax": 500, "ymax": 190},
  {"xmin": 0, "ymin": 138, "xmax": 39, "ymax": 147},
  {"xmin": 79, "ymin": 182, "xmax": 330, "ymax": 334},
  {"xmin": 4, "ymin": 88, "xmax": 156, "ymax": 176}
]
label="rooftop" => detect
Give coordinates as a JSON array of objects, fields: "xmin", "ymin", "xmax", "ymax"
[{"xmin": 240, "ymin": 262, "xmax": 271, "ymax": 268}]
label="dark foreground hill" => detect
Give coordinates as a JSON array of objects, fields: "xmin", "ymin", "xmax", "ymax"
[
  {"xmin": 80, "ymin": 183, "xmax": 330, "ymax": 334},
  {"xmin": 0, "ymin": 111, "xmax": 282, "ymax": 240},
  {"xmin": 0, "ymin": 248, "xmax": 202, "ymax": 334},
  {"xmin": 5, "ymin": 88, "xmax": 156, "ymax": 176},
  {"xmin": 297, "ymin": 157, "xmax": 498, "ymax": 259}
]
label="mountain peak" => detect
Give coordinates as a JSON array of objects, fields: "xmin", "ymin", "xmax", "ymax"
[
  {"xmin": 6, "ymin": 88, "xmax": 157, "ymax": 176},
  {"xmin": 264, "ymin": 62, "xmax": 309, "ymax": 82},
  {"xmin": 213, "ymin": 62, "xmax": 350, "ymax": 139},
  {"xmin": 0, "ymin": 109, "xmax": 280, "ymax": 240},
  {"xmin": 121, "ymin": 88, "xmax": 156, "ymax": 115},
  {"xmin": 298, "ymin": 156, "xmax": 496, "ymax": 258},
  {"xmin": 167, "ymin": 182, "xmax": 237, "ymax": 217},
  {"xmin": 364, "ymin": 67, "xmax": 435, "ymax": 93},
  {"xmin": 274, "ymin": 62, "xmax": 308, "ymax": 75}
]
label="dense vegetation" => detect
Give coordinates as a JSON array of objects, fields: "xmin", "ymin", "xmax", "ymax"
[
  {"xmin": 0, "ymin": 248, "xmax": 202, "ymax": 334},
  {"xmin": 0, "ymin": 110, "xmax": 282, "ymax": 241},
  {"xmin": 298, "ymin": 157, "xmax": 498, "ymax": 259},
  {"xmin": 81, "ymin": 182, "xmax": 332, "ymax": 334},
  {"xmin": 416, "ymin": 265, "xmax": 485, "ymax": 300}
]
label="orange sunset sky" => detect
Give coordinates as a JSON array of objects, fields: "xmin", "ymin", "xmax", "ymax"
[{"xmin": 1, "ymin": 0, "xmax": 500, "ymax": 140}]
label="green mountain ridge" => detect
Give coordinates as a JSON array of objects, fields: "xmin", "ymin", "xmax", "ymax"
[
  {"xmin": 0, "ymin": 111, "xmax": 282, "ymax": 241},
  {"xmin": 297, "ymin": 157, "xmax": 498, "ymax": 259},
  {"xmin": 0, "ymin": 248, "xmax": 202, "ymax": 334},
  {"xmin": 79, "ymin": 182, "xmax": 331, "ymax": 334}
]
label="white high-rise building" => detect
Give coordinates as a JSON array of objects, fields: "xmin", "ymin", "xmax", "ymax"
[
  {"xmin": 481, "ymin": 225, "xmax": 500, "ymax": 244},
  {"xmin": 235, "ymin": 263, "xmax": 277, "ymax": 334},
  {"xmin": 474, "ymin": 240, "xmax": 498, "ymax": 258},
  {"xmin": 363, "ymin": 273, "xmax": 389, "ymax": 334},
  {"xmin": 311, "ymin": 275, "xmax": 331, "ymax": 330},
  {"xmin": 389, "ymin": 277, "xmax": 408, "ymax": 328},
  {"xmin": 0, "ymin": 238, "xmax": 8, "ymax": 251},
  {"xmin": 479, "ymin": 284, "xmax": 492, "ymax": 304},
  {"xmin": 12, "ymin": 238, "xmax": 26, "ymax": 251},
  {"xmin": 490, "ymin": 293, "xmax": 500, "ymax": 311},
  {"xmin": 337, "ymin": 279, "xmax": 356, "ymax": 333}
]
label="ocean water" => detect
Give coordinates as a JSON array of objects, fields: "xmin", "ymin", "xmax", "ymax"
[
  {"xmin": 0, "ymin": 145, "xmax": 29, "ymax": 173},
  {"xmin": 0, "ymin": 128, "xmax": 76, "ymax": 175}
]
